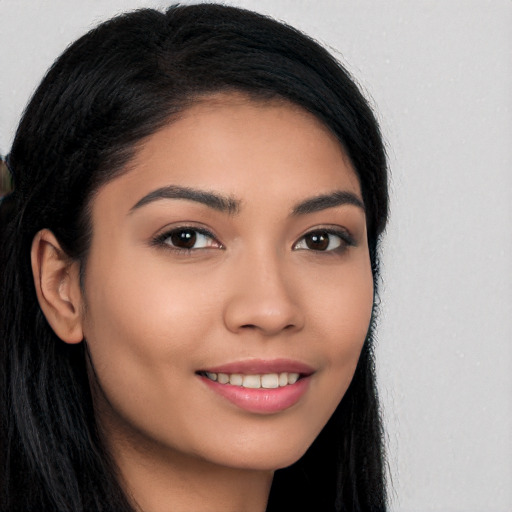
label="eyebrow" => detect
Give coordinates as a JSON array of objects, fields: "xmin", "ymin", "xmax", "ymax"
[
  {"xmin": 129, "ymin": 185, "xmax": 240, "ymax": 214},
  {"xmin": 130, "ymin": 185, "xmax": 364, "ymax": 217},
  {"xmin": 291, "ymin": 190, "xmax": 365, "ymax": 215}
]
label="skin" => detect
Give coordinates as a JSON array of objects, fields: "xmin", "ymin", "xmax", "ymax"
[{"xmin": 32, "ymin": 93, "xmax": 374, "ymax": 512}]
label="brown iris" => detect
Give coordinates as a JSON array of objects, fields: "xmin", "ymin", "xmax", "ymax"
[
  {"xmin": 304, "ymin": 231, "xmax": 330, "ymax": 251},
  {"xmin": 170, "ymin": 229, "xmax": 197, "ymax": 249}
]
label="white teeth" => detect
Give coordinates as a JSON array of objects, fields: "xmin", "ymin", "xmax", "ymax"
[
  {"xmin": 229, "ymin": 373, "xmax": 243, "ymax": 386},
  {"xmin": 261, "ymin": 373, "xmax": 279, "ymax": 389},
  {"xmin": 204, "ymin": 371, "xmax": 301, "ymax": 388},
  {"xmin": 242, "ymin": 375, "xmax": 261, "ymax": 389},
  {"xmin": 288, "ymin": 373, "xmax": 299, "ymax": 384},
  {"xmin": 217, "ymin": 373, "xmax": 230, "ymax": 384}
]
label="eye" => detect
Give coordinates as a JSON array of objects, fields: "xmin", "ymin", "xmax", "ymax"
[
  {"xmin": 153, "ymin": 227, "xmax": 222, "ymax": 251},
  {"xmin": 293, "ymin": 229, "xmax": 353, "ymax": 252}
]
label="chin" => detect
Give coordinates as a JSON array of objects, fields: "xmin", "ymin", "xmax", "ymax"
[{"xmin": 207, "ymin": 436, "xmax": 313, "ymax": 472}]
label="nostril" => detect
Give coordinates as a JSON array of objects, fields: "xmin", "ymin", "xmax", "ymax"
[
  {"xmin": 223, "ymin": 292, "xmax": 305, "ymax": 335},
  {"xmin": 238, "ymin": 322, "xmax": 296, "ymax": 333}
]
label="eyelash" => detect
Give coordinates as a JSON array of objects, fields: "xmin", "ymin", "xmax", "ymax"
[
  {"xmin": 152, "ymin": 226, "xmax": 355, "ymax": 254},
  {"xmin": 293, "ymin": 228, "xmax": 356, "ymax": 253},
  {"xmin": 151, "ymin": 226, "xmax": 222, "ymax": 254}
]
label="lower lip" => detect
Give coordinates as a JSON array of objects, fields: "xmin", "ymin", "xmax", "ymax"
[{"xmin": 200, "ymin": 375, "xmax": 310, "ymax": 414}]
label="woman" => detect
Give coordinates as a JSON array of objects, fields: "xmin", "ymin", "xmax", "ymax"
[{"xmin": 0, "ymin": 4, "xmax": 388, "ymax": 511}]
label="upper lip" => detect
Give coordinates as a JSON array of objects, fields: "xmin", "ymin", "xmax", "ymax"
[{"xmin": 199, "ymin": 358, "xmax": 315, "ymax": 376}]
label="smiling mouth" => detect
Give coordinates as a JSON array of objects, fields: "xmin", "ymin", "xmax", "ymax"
[
  {"xmin": 197, "ymin": 362, "xmax": 313, "ymax": 413},
  {"xmin": 197, "ymin": 371, "xmax": 302, "ymax": 389}
]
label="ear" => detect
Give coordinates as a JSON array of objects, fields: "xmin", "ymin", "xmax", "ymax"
[{"xmin": 31, "ymin": 229, "xmax": 84, "ymax": 344}]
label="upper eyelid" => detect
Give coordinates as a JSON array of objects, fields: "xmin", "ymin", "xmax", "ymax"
[
  {"xmin": 151, "ymin": 223, "xmax": 355, "ymax": 246},
  {"xmin": 301, "ymin": 228, "xmax": 348, "ymax": 237},
  {"xmin": 154, "ymin": 223, "xmax": 218, "ymax": 238},
  {"xmin": 296, "ymin": 225, "xmax": 354, "ymax": 240},
  {"xmin": 151, "ymin": 225, "xmax": 221, "ymax": 248},
  {"xmin": 292, "ymin": 228, "xmax": 356, "ymax": 254}
]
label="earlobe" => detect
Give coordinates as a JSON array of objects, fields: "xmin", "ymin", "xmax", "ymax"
[{"xmin": 31, "ymin": 229, "xmax": 84, "ymax": 344}]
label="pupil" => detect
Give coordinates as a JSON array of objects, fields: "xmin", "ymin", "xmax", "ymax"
[
  {"xmin": 171, "ymin": 229, "xmax": 196, "ymax": 249},
  {"xmin": 306, "ymin": 232, "xmax": 329, "ymax": 251}
]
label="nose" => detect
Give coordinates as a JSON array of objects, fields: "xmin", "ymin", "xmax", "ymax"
[{"xmin": 223, "ymin": 250, "xmax": 305, "ymax": 336}]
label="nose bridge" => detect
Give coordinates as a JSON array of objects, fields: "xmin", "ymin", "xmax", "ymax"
[{"xmin": 223, "ymin": 244, "xmax": 304, "ymax": 335}]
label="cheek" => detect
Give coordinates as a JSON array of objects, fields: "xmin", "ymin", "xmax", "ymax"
[
  {"xmin": 80, "ymin": 252, "xmax": 215, "ymax": 421},
  {"xmin": 309, "ymin": 252, "xmax": 374, "ymax": 345},
  {"xmin": 307, "ymin": 255, "xmax": 374, "ymax": 401},
  {"xmin": 84, "ymin": 246, "xmax": 214, "ymax": 347}
]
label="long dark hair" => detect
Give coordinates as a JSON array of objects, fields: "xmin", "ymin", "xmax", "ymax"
[{"xmin": 0, "ymin": 4, "xmax": 388, "ymax": 511}]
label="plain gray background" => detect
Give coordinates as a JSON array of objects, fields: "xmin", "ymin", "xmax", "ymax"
[{"xmin": 1, "ymin": 1, "xmax": 511, "ymax": 511}]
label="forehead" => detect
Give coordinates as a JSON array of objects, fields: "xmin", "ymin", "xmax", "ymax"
[{"xmin": 93, "ymin": 93, "xmax": 362, "ymax": 215}]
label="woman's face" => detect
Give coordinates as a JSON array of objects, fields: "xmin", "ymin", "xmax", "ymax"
[{"xmin": 81, "ymin": 93, "xmax": 373, "ymax": 472}]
